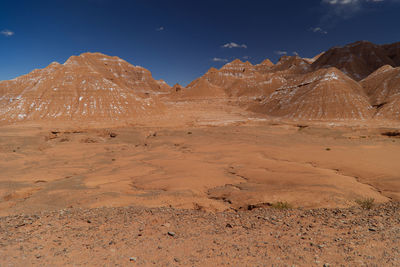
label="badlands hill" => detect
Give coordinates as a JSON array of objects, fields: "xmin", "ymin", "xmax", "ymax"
[
  {"xmin": 0, "ymin": 53, "xmax": 168, "ymax": 123},
  {"xmin": 271, "ymin": 55, "xmax": 311, "ymax": 74},
  {"xmin": 312, "ymin": 41, "xmax": 400, "ymax": 81},
  {"xmin": 180, "ymin": 57, "xmax": 302, "ymax": 99},
  {"xmin": 1, "ymin": 40, "xmax": 400, "ymax": 123},
  {"xmin": 176, "ymin": 40, "xmax": 400, "ymax": 121},
  {"xmin": 183, "ymin": 59, "xmax": 266, "ymax": 98},
  {"xmin": 250, "ymin": 68, "xmax": 373, "ymax": 120},
  {"xmin": 361, "ymin": 65, "xmax": 400, "ymax": 120}
]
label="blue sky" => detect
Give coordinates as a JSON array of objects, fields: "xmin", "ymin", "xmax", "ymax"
[{"xmin": 1, "ymin": 0, "xmax": 400, "ymax": 86}]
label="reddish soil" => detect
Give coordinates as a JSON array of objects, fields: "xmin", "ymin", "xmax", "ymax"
[{"xmin": 1, "ymin": 203, "xmax": 399, "ymax": 266}]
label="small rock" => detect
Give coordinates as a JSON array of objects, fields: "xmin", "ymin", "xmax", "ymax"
[
  {"xmin": 129, "ymin": 257, "xmax": 137, "ymax": 262},
  {"xmin": 174, "ymin": 258, "xmax": 180, "ymax": 262},
  {"xmin": 167, "ymin": 231, "xmax": 176, "ymax": 237}
]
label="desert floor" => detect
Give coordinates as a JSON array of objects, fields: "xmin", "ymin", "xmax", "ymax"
[
  {"xmin": 1, "ymin": 203, "xmax": 400, "ymax": 266},
  {"xmin": 1, "ymin": 100, "xmax": 399, "ymax": 266}
]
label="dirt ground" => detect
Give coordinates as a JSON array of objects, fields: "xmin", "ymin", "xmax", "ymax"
[
  {"xmin": 1, "ymin": 203, "xmax": 400, "ymax": 266},
  {"xmin": 1, "ymin": 99, "xmax": 400, "ymax": 266}
]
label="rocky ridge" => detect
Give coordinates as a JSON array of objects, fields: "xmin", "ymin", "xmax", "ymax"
[{"xmin": 2, "ymin": 41, "xmax": 400, "ymax": 123}]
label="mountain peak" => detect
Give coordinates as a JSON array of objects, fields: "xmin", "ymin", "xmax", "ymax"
[
  {"xmin": 206, "ymin": 67, "xmax": 219, "ymax": 74},
  {"xmin": 0, "ymin": 52, "xmax": 166, "ymax": 123},
  {"xmin": 64, "ymin": 52, "xmax": 127, "ymax": 66},
  {"xmin": 259, "ymin": 59, "xmax": 274, "ymax": 67},
  {"xmin": 221, "ymin": 59, "xmax": 254, "ymax": 71},
  {"xmin": 344, "ymin": 40, "xmax": 376, "ymax": 48},
  {"xmin": 229, "ymin": 59, "xmax": 244, "ymax": 64}
]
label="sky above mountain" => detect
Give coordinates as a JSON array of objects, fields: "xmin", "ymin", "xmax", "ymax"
[{"xmin": 1, "ymin": 0, "xmax": 400, "ymax": 86}]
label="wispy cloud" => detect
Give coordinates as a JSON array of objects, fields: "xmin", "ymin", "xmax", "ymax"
[
  {"xmin": 242, "ymin": 56, "xmax": 251, "ymax": 60},
  {"xmin": 221, "ymin": 42, "xmax": 247, "ymax": 49},
  {"xmin": 1, "ymin": 29, "xmax": 14, "ymax": 37},
  {"xmin": 310, "ymin": 27, "xmax": 328, "ymax": 34},
  {"xmin": 321, "ymin": 0, "xmax": 390, "ymax": 20},
  {"xmin": 212, "ymin": 57, "xmax": 228, "ymax": 63},
  {"xmin": 311, "ymin": 0, "xmax": 395, "ymax": 34},
  {"xmin": 156, "ymin": 26, "xmax": 165, "ymax": 31},
  {"xmin": 293, "ymin": 51, "xmax": 299, "ymax": 56},
  {"xmin": 275, "ymin": 51, "xmax": 287, "ymax": 56},
  {"xmin": 323, "ymin": 0, "xmax": 384, "ymax": 5}
]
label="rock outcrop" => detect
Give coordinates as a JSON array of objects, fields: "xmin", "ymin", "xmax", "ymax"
[{"xmin": 0, "ymin": 53, "xmax": 168, "ymax": 122}]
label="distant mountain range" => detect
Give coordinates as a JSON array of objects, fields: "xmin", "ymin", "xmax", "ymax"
[{"xmin": 1, "ymin": 40, "xmax": 400, "ymax": 122}]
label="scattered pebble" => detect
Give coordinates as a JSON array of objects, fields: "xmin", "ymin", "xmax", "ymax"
[{"xmin": 167, "ymin": 231, "xmax": 176, "ymax": 237}]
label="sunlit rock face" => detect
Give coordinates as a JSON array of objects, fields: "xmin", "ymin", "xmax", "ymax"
[
  {"xmin": 361, "ymin": 65, "xmax": 400, "ymax": 120},
  {"xmin": 250, "ymin": 68, "xmax": 374, "ymax": 121},
  {"xmin": 0, "ymin": 53, "xmax": 168, "ymax": 122}
]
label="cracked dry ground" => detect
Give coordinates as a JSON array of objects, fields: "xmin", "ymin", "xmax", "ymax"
[{"xmin": 0, "ymin": 121, "xmax": 400, "ymax": 265}]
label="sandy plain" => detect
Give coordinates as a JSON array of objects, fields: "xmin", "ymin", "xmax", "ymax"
[{"xmin": 1, "ymin": 99, "xmax": 400, "ymax": 266}]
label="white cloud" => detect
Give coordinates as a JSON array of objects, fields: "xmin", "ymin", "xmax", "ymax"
[
  {"xmin": 243, "ymin": 56, "xmax": 251, "ymax": 60},
  {"xmin": 310, "ymin": 27, "xmax": 328, "ymax": 34},
  {"xmin": 212, "ymin": 57, "xmax": 228, "ymax": 63},
  {"xmin": 323, "ymin": 0, "xmax": 357, "ymax": 4},
  {"xmin": 275, "ymin": 51, "xmax": 287, "ymax": 56},
  {"xmin": 322, "ymin": 0, "xmax": 363, "ymax": 18},
  {"xmin": 323, "ymin": 0, "xmax": 384, "ymax": 5},
  {"xmin": 156, "ymin": 26, "xmax": 164, "ymax": 31},
  {"xmin": 293, "ymin": 51, "xmax": 299, "ymax": 56},
  {"xmin": 221, "ymin": 42, "xmax": 247, "ymax": 49},
  {"xmin": 1, "ymin": 29, "xmax": 14, "ymax": 37},
  {"xmin": 320, "ymin": 0, "xmax": 392, "ymax": 21},
  {"xmin": 315, "ymin": 0, "xmax": 397, "ymax": 31}
]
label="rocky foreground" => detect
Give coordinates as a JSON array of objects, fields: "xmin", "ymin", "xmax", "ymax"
[{"xmin": 1, "ymin": 202, "xmax": 399, "ymax": 266}]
